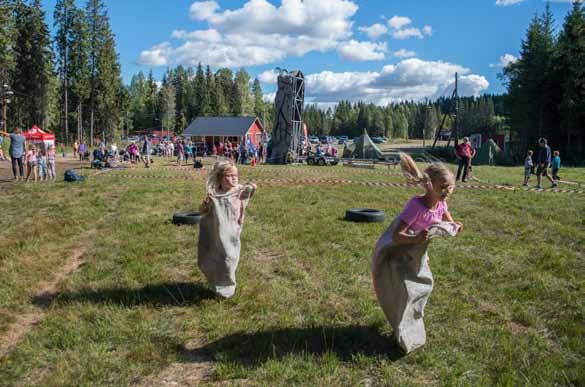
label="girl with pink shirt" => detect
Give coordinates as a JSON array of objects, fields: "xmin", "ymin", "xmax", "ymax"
[
  {"xmin": 25, "ymin": 145, "xmax": 38, "ymax": 182},
  {"xmin": 372, "ymin": 153, "xmax": 463, "ymax": 353}
]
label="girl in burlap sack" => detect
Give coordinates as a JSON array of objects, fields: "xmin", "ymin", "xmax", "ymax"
[
  {"xmin": 372, "ymin": 153, "xmax": 463, "ymax": 353},
  {"xmin": 198, "ymin": 160, "xmax": 256, "ymax": 298}
]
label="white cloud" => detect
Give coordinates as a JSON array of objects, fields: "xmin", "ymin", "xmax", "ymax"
[
  {"xmin": 495, "ymin": 0, "xmax": 525, "ymax": 6},
  {"xmin": 392, "ymin": 27, "xmax": 423, "ymax": 40},
  {"xmin": 304, "ymin": 59, "xmax": 489, "ymax": 104},
  {"xmin": 337, "ymin": 40, "xmax": 387, "ymax": 61},
  {"xmin": 393, "ymin": 49, "xmax": 416, "ymax": 58},
  {"xmin": 140, "ymin": 0, "xmax": 360, "ymax": 68},
  {"xmin": 258, "ymin": 69, "xmax": 278, "ymax": 84},
  {"xmin": 137, "ymin": 42, "xmax": 172, "ymax": 66},
  {"xmin": 387, "ymin": 15, "xmax": 431, "ymax": 40},
  {"xmin": 358, "ymin": 23, "xmax": 388, "ymax": 40},
  {"xmin": 388, "ymin": 16, "xmax": 412, "ymax": 30},
  {"xmin": 489, "ymin": 53, "xmax": 518, "ymax": 68}
]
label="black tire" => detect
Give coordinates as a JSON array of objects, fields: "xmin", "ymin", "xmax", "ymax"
[
  {"xmin": 172, "ymin": 211, "xmax": 203, "ymax": 225},
  {"xmin": 307, "ymin": 158, "xmax": 315, "ymax": 165},
  {"xmin": 345, "ymin": 208, "xmax": 385, "ymax": 223},
  {"xmin": 317, "ymin": 158, "xmax": 326, "ymax": 166},
  {"xmin": 332, "ymin": 160, "xmax": 339, "ymax": 166}
]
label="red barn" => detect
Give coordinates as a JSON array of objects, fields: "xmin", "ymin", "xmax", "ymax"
[{"xmin": 183, "ymin": 116, "xmax": 265, "ymax": 148}]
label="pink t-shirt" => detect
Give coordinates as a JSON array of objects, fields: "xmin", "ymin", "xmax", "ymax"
[{"xmin": 399, "ymin": 196, "xmax": 448, "ymax": 233}]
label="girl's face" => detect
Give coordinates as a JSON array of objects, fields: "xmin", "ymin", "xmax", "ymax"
[
  {"xmin": 430, "ymin": 175, "xmax": 455, "ymax": 201},
  {"xmin": 221, "ymin": 167, "xmax": 239, "ymax": 190}
]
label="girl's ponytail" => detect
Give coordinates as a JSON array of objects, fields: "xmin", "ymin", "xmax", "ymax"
[{"xmin": 399, "ymin": 153, "xmax": 428, "ymax": 185}]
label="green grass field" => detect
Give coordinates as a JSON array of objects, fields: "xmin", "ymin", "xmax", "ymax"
[{"xmin": 0, "ymin": 158, "xmax": 583, "ymax": 386}]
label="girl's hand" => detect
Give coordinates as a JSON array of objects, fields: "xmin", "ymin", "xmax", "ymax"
[
  {"xmin": 415, "ymin": 229, "xmax": 430, "ymax": 243},
  {"xmin": 250, "ymin": 183, "xmax": 257, "ymax": 191},
  {"xmin": 455, "ymin": 222, "xmax": 464, "ymax": 234}
]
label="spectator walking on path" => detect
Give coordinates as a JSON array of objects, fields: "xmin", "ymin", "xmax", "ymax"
[
  {"xmin": 536, "ymin": 138, "xmax": 556, "ymax": 189},
  {"xmin": 73, "ymin": 141, "xmax": 79, "ymax": 159},
  {"xmin": 454, "ymin": 137, "xmax": 475, "ymax": 183},
  {"xmin": 0, "ymin": 128, "xmax": 26, "ymax": 181}
]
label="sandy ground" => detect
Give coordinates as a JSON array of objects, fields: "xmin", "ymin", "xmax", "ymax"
[{"xmin": 0, "ymin": 155, "xmax": 90, "ymax": 185}]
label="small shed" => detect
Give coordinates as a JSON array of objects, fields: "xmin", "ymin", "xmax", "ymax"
[{"xmin": 183, "ymin": 116, "xmax": 264, "ymax": 147}]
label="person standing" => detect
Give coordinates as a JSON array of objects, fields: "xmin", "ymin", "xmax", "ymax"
[
  {"xmin": 536, "ymin": 138, "xmax": 556, "ymax": 189},
  {"xmin": 0, "ymin": 128, "xmax": 26, "ymax": 181},
  {"xmin": 551, "ymin": 151, "xmax": 561, "ymax": 181},
  {"xmin": 141, "ymin": 135, "xmax": 152, "ymax": 168},
  {"xmin": 78, "ymin": 142, "xmax": 86, "ymax": 161},
  {"xmin": 0, "ymin": 134, "xmax": 5, "ymax": 161},
  {"xmin": 72, "ymin": 141, "xmax": 79, "ymax": 159},
  {"xmin": 454, "ymin": 137, "xmax": 475, "ymax": 183}
]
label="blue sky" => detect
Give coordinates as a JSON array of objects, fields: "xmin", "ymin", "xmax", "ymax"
[{"xmin": 41, "ymin": 0, "xmax": 578, "ymax": 104}]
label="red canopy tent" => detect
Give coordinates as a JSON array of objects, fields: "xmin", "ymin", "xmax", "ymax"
[{"xmin": 23, "ymin": 125, "xmax": 56, "ymax": 148}]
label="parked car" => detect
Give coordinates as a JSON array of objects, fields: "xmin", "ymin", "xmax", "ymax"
[
  {"xmin": 306, "ymin": 154, "xmax": 339, "ymax": 166},
  {"xmin": 371, "ymin": 136, "xmax": 385, "ymax": 144},
  {"xmin": 309, "ymin": 136, "xmax": 319, "ymax": 145}
]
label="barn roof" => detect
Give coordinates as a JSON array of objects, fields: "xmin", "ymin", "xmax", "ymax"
[{"xmin": 183, "ymin": 116, "xmax": 261, "ymax": 137}]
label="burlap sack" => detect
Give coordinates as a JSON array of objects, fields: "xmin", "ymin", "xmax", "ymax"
[{"xmin": 198, "ymin": 184, "xmax": 255, "ymax": 298}]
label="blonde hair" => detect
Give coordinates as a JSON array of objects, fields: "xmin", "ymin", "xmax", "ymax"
[
  {"xmin": 399, "ymin": 153, "xmax": 454, "ymax": 196},
  {"xmin": 207, "ymin": 159, "xmax": 237, "ymax": 191}
]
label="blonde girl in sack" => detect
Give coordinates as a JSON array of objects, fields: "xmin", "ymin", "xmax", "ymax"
[
  {"xmin": 372, "ymin": 153, "xmax": 463, "ymax": 353},
  {"xmin": 198, "ymin": 160, "xmax": 256, "ymax": 298}
]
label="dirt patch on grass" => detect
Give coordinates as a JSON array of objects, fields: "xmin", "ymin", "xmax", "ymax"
[
  {"xmin": 0, "ymin": 245, "xmax": 87, "ymax": 358},
  {"xmin": 135, "ymin": 339, "xmax": 215, "ymax": 387}
]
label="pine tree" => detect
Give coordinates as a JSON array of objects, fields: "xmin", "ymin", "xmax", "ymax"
[
  {"xmin": 95, "ymin": 26, "xmax": 122, "ymax": 141},
  {"xmin": 252, "ymin": 77, "xmax": 263, "ymax": 118},
  {"xmin": 54, "ymin": 0, "xmax": 76, "ymax": 144},
  {"xmin": 85, "ymin": 0, "xmax": 107, "ymax": 144},
  {"xmin": 160, "ymin": 81, "xmax": 175, "ymax": 135},
  {"xmin": 12, "ymin": 0, "xmax": 53, "ymax": 128},
  {"xmin": 207, "ymin": 66, "xmax": 220, "ymax": 116},
  {"xmin": 193, "ymin": 63, "xmax": 205, "ymax": 117},
  {"xmin": 0, "ymin": 0, "xmax": 16, "ymax": 77},
  {"xmin": 235, "ymin": 68, "xmax": 252, "ymax": 115},
  {"xmin": 554, "ymin": 1, "xmax": 585, "ymax": 157},
  {"xmin": 230, "ymin": 80, "xmax": 242, "ymax": 116},
  {"xmin": 68, "ymin": 7, "xmax": 90, "ymax": 143},
  {"xmin": 215, "ymin": 68, "xmax": 233, "ymax": 115}
]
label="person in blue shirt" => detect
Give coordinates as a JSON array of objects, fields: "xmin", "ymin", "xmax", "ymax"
[
  {"xmin": 0, "ymin": 127, "xmax": 26, "ymax": 180},
  {"xmin": 551, "ymin": 150, "xmax": 561, "ymax": 181},
  {"xmin": 536, "ymin": 138, "xmax": 557, "ymax": 189}
]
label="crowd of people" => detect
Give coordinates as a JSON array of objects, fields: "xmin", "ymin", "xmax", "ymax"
[
  {"xmin": 0, "ymin": 127, "xmax": 57, "ymax": 182},
  {"xmin": 523, "ymin": 138, "xmax": 561, "ymax": 189}
]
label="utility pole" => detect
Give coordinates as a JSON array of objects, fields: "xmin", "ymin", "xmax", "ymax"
[{"xmin": 1, "ymin": 82, "xmax": 14, "ymax": 132}]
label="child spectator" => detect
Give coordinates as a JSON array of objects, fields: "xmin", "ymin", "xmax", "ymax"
[
  {"xmin": 551, "ymin": 151, "xmax": 561, "ymax": 181},
  {"xmin": 25, "ymin": 144, "xmax": 38, "ymax": 182},
  {"xmin": 523, "ymin": 150, "xmax": 533, "ymax": 186},
  {"xmin": 37, "ymin": 148, "xmax": 47, "ymax": 181},
  {"xmin": 47, "ymin": 144, "xmax": 56, "ymax": 181}
]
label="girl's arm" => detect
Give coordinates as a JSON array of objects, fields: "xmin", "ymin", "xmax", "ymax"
[
  {"xmin": 442, "ymin": 209, "xmax": 463, "ymax": 233},
  {"xmin": 442, "ymin": 209, "xmax": 454, "ymax": 222},
  {"xmin": 199, "ymin": 193, "xmax": 211, "ymax": 213},
  {"xmin": 393, "ymin": 220, "xmax": 429, "ymax": 245}
]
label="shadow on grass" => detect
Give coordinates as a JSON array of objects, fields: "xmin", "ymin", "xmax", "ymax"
[
  {"xmin": 179, "ymin": 325, "xmax": 404, "ymax": 367},
  {"xmin": 33, "ymin": 282, "xmax": 216, "ymax": 308}
]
